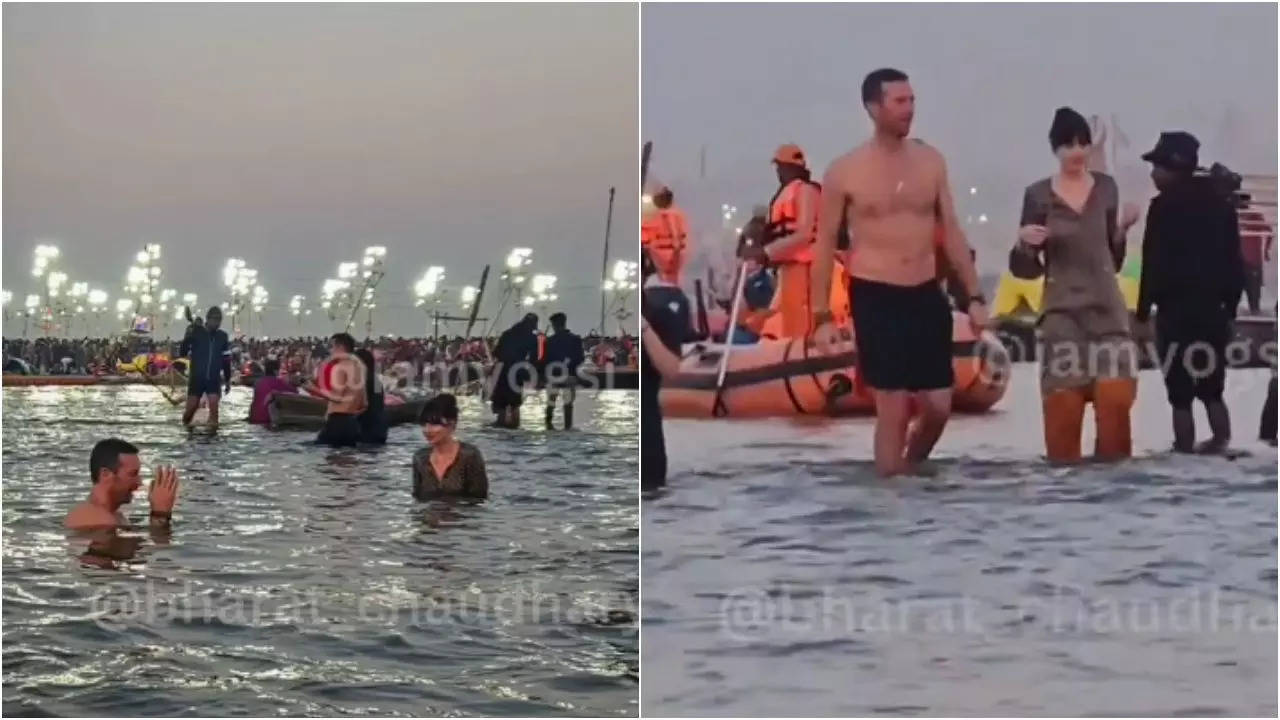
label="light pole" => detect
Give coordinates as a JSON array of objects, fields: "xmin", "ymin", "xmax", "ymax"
[
  {"xmin": 525, "ymin": 273, "xmax": 559, "ymax": 321},
  {"xmin": 68, "ymin": 282, "xmax": 88, "ymax": 336},
  {"xmin": 222, "ymin": 258, "xmax": 257, "ymax": 334},
  {"xmin": 321, "ymin": 278, "xmax": 352, "ymax": 328},
  {"xmin": 603, "ymin": 260, "xmax": 639, "ymax": 334},
  {"xmin": 251, "ymin": 285, "xmax": 269, "ymax": 337},
  {"xmin": 414, "ymin": 266, "xmax": 446, "ymax": 338},
  {"xmin": 89, "ymin": 289, "xmax": 109, "ymax": 336},
  {"xmin": 115, "ymin": 299, "xmax": 135, "ymax": 333},
  {"xmin": 2, "ymin": 290, "xmax": 11, "ymax": 322},
  {"xmin": 359, "ymin": 246, "xmax": 387, "ymax": 336},
  {"xmin": 23, "ymin": 294, "xmax": 39, "ymax": 337},
  {"xmin": 134, "ymin": 244, "xmax": 162, "ymax": 331},
  {"xmin": 493, "ymin": 247, "xmax": 532, "ymax": 331}
]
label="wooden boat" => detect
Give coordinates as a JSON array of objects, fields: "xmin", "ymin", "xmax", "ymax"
[
  {"xmin": 660, "ymin": 311, "xmax": 1011, "ymax": 419},
  {"xmin": 3, "ymin": 374, "xmax": 105, "ymax": 387},
  {"xmin": 266, "ymin": 392, "xmax": 427, "ymax": 431}
]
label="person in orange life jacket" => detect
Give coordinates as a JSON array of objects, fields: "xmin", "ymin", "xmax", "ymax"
[
  {"xmin": 739, "ymin": 144, "xmax": 823, "ymax": 338},
  {"xmin": 641, "ymin": 184, "xmax": 691, "ymax": 285}
]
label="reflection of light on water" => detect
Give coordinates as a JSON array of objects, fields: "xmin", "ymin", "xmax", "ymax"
[{"xmin": 4, "ymin": 383, "xmax": 637, "ymax": 715}]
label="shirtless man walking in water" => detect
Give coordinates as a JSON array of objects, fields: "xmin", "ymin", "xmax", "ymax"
[{"xmin": 810, "ymin": 68, "xmax": 988, "ymax": 476}]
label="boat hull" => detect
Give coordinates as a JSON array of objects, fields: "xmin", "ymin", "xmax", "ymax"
[
  {"xmin": 660, "ymin": 312, "xmax": 1011, "ymax": 419},
  {"xmin": 266, "ymin": 393, "xmax": 426, "ymax": 431}
]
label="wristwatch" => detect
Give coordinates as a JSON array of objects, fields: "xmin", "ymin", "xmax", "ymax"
[
  {"xmin": 812, "ymin": 310, "xmax": 834, "ymax": 325},
  {"xmin": 968, "ymin": 294, "xmax": 987, "ymax": 305}
]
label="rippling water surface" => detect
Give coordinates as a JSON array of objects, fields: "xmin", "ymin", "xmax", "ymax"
[
  {"xmin": 644, "ymin": 365, "xmax": 1276, "ymax": 717},
  {"xmin": 3, "ymin": 386, "xmax": 637, "ymax": 717}
]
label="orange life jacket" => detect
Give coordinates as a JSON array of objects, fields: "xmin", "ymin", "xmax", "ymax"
[
  {"xmin": 767, "ymin": 178, "xmax": 821, "ymax": 264},
  {"xmin": 641, "ymin": 206, "xmax": 690, "ymax": 280}
]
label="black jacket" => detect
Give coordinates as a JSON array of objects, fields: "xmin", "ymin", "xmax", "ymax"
[
  {"xmin": 179, "ymin": 325, "xmax": 232, "ymax": 384},
  {"xmin": 543, "ymin": 329, "xmax": 584, "ymax": 376},
  {"xmin": 1137, "ymin": 177, "xmax": 1245, "ymax": 322}
]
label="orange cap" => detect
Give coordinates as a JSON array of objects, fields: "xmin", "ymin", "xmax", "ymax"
[{"xmin": 772, "ymin": 143, "xmax": 806, "ymax": 168}]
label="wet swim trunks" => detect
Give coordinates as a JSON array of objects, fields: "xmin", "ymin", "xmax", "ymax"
[
  {"xmin": 316, "ymin": 412, "xmax": 361, "ymax": 447},
  {"xmin": 850, "ymin": 277, "xmax": 953, "ymax": 392}
]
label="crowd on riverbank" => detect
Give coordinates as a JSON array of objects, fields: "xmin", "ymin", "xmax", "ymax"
[{"xmin": 2, "ymin": 332, "xmax": 637, "ymax": 377}]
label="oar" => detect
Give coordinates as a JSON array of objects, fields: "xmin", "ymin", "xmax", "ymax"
[
  {"xmin": 710, "ymin": 260, "xmax": 750, "ymax": 417},
  {"xmin": 137, "ymin": 362, "xmax": 184, "ymax": 407}
]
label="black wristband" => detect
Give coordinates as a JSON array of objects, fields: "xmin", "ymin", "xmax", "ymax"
[{"xmin": 150, "ymin": 510, "xmax": 172, "ymax": 521}]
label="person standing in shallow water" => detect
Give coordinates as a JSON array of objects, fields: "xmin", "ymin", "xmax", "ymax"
[
  {"xmin": 490, "ymin": 314, "xmax": 539, "ymax": 428},
  {"xmin": 412, "ymin": 393, "xmax": 488, "ymax": 499},
  {"xmin": 1011, "ymin": 107, "xmax": 1142, "ymax": 463},
  {"xmin": 179, "ymin": 306, "xmax": 232, "ymax": 428},
  {"xmin": 1136, "ymin": 131, "xmax": 1244, "ymax": 453},
  {"xmin": 808, "ymin": 67, "xmax": 988, "ymax": 477}
]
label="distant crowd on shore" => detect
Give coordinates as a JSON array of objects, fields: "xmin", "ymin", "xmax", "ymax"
[{"xmin": 1, "ymin": 331, "xmax": 637, "ymax": 378}]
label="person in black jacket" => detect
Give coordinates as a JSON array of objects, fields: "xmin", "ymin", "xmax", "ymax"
[
  {"xmin": 1136, "ymin": 132, "xmax": 1245, "ymax": 453},
  {"xmin": 490, "ymin": 313, "xmax": 539, "ymax": 428},
  {"xmin": 542, "ymin": 312, "xmax": 584, "ymax": 430},
  {"xmin": 354, "ymin": 348, "xmax": 388, "ymax": 444},
  {"xmin": 178, "ymin": 306, "xmax": 232, "ymax": 428}
]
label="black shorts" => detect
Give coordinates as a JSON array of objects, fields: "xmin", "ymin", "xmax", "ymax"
[
  {"xmin": 850, "ymin": 278, "xmax": 954, "ymax": 392},
  {"xmin": 187, "ymin": 373, "xmax": 222, "ymax": 398},
  {"xmin": 317, "ymin": 412, "xmax": 361, "ymax": 447},
  {"xmin": 1157, "ymin": 308, "xmax": 1230, "ymax": 409}
]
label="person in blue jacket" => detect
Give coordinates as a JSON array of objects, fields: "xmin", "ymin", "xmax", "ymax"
[{"xmin": 179, "ymin": 306, "xmax": 232, "ymax": 428}]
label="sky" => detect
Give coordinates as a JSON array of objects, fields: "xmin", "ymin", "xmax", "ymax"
[
  {"xmin": 643, "ymin": 2, "xmax": 1278, "ymax": 278},
  {"xmin": 4, "ymin": 3, "xmax": 638, "ymax": 338}
]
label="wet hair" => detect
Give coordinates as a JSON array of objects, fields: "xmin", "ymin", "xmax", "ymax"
[
  {"xmin": 1049, "ymin": 107, "xmax": 1092, "ymax": 151},
  {"xmin": 861, "ymin": 68, "xmax": 909, "ymax": 105},
  {"xmin": 90, "ymin": 438, "xmax": 138, "ymax": 484},
  {"xmin": 206, "ymin": 306, "xmax": 222, "ymax": 319},
  {"xmin": 263, "ymin": 357, "xmax": 280, "ymax": 376},
  {"xmin": 330, "ymin": 333, "xmax": 356, "ymax": 352},
  {"xmin": 550, "ymin": 312, "xmax": 567, "ymax": 329},
  {"xmin": 419, "ymin": 393, "xmax": 459, "ymax": 425}
]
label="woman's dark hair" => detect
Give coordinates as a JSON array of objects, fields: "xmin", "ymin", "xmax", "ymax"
[
  {"xmin": 264, "ymin": 357, "xmax": 280, "ymax": 376},
  {"xmin": 419, "ymin": 393, "xmax": 459, "ymax": 425},
  {"xmin": 354, "ymin": 348, "xmax": 378, "ymax": 405},
  {"xmin": 1049, "ymin": 107, "xmax": 1092, "ymax": 151}
]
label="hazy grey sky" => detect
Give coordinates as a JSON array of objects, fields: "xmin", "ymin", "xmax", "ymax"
[
  {"xmin": 4, "ymin": 2, "xmax": 637, "ymax": 337},
  {"xmin": 643, "ymin": 2, "xmax": 1277, "ymax": 273}
]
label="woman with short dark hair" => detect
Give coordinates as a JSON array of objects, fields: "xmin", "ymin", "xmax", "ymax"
[
  {"xmin": 412, "ymin": 394, "xmax": 488, "ymax": 499},
  {"xmin": 1011, "ymin": 107, "xmax": 1141, "ymax": 462}
]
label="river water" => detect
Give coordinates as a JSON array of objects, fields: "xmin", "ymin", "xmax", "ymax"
[
  {"xmin": 643, "ymin": 365, "xmax": 1276, "ymax": 716},
  {"xmin": 2, "ymin": 386, "xmax": 638, "ymax": 716}
]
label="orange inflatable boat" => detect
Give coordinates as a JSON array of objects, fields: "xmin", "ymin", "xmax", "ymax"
[{"xmin": 659, "ymin": 311, "xmax": 1011, "ymax": 418}]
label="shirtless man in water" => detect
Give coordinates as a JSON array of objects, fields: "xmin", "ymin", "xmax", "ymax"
[
  {"xmin": 303, "ymin": 332, "xmax": 368, "ymax": 447},
  {"xmin": 66, "ymin": 438, "xmax": 179, "ymax": 531},
  {"xmin": 810, "ymin": 68, "xmax": 988, "ymax": 476}
]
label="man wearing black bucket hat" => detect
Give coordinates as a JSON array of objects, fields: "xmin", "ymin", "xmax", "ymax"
[{"xmin": 1137, "ymin": 131, "xmax": 1245, "ymax": 454}]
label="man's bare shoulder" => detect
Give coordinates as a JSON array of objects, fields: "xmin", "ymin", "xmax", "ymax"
[
  {"xmin": 823, "ymin": 145, "xmax": 872, "ymax": 191},
  {"xmin": 910, "ymin": 138, "xmax": 947, "ymax": 167},
  {"xmin": 65, "ymin": 502, "xmax": 120, "ymax": 530}
]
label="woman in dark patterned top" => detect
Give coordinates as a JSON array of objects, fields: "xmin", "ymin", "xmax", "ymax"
[
  {"xmin": 412, "ymin": 393, "xmax": 489, "ymax": 499},
  {"xmin": 1010, "ymin": 107, "xmax": 1141, "ymax": 464}
]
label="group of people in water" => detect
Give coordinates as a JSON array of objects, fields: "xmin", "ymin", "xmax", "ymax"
[
  {"xmin": 64, "ymin": 304, "xmax": 611, "ymax": 537},
  {"xmin": 642, "ymin": 66, "xmax": 1274, "ymax": 489}
]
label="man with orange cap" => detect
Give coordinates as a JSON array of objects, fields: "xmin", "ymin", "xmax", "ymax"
[
  {"xmin": 742, "ymin": 144, "xmax": 842, "ymax": 338},
  {"xmin": 640, "ymin": 183, "xmax": 691, "ymax": 285}
]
